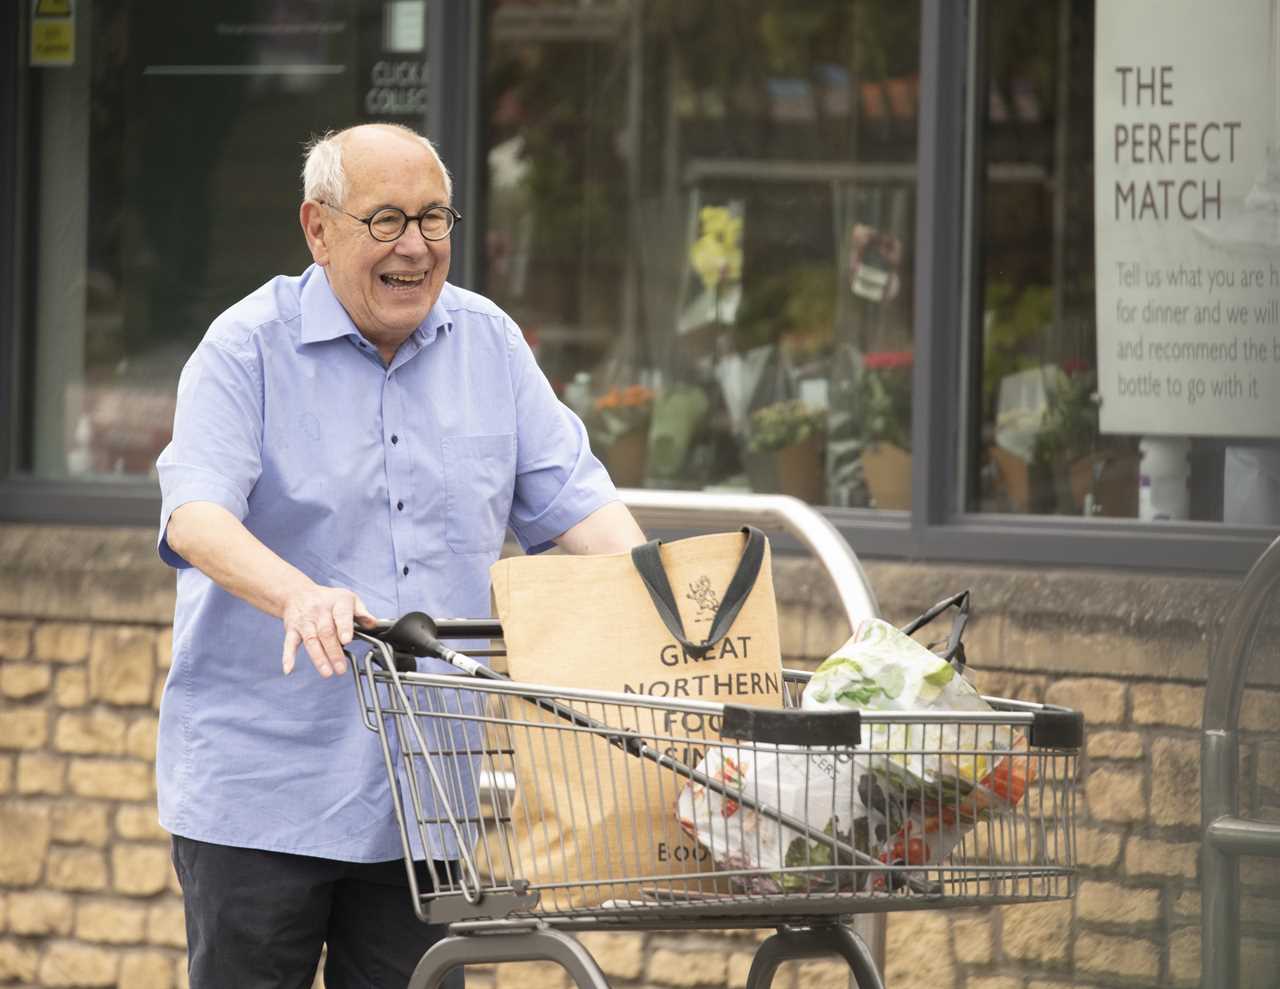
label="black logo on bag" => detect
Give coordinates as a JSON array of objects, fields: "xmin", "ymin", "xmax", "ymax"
[{"xmin": 686, "ymin": 575, "xmax": 719, "ymax": 624}]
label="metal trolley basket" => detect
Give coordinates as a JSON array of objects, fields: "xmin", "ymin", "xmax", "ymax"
[{"xmin": 349, "ymin": 615, "xmax": 1083, "ymax": 989}]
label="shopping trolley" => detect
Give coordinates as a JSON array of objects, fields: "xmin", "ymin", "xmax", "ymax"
[{"xmin": 349, "ymin": 613, "xmax": 1083, "ymax": 989}]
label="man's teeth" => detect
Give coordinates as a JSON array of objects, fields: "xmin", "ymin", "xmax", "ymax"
[{"xmin": 383, "ymin": 273, "xmax": 424, "ymax": 285}]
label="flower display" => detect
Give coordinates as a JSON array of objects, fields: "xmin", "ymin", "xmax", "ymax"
[
  {"xmin": 852, "ymin": 350, "xmax": 913, "ymax": 450},
  {"xmin": 689, "ymin": 205, "xmax": 744, "ymax": 292},
  {"xmin": 747, "ymin": 399, "xmax": 826, "ymax": 453},
  {"xmin": 590, "ymin": 384, "xmax": 655, "ymax": 447}
]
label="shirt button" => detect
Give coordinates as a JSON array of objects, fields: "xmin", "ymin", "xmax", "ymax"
[
  {"xmin": 397, "ymin": 500, "xmax": 404, "ymax": 511},
  {"xmin": 391, "ymin": 434, "xmax": 399, "ymax": 444},
  {"xmin": 402, "ymin": 566, "xmax": 410, "ymax": 576}
]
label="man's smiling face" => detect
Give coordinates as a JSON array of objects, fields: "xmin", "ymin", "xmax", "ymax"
[{"xmin": 301, "ymin": 125, "xmax": 451, "ymax": 358}]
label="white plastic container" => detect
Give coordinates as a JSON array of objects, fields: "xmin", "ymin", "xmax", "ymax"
[{"xmin": 1138, "ymin": 437, "xmax": 1191, "ymax": 521}]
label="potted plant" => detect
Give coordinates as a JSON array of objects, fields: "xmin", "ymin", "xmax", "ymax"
[
  {"xmin": 852, "ymin": 350, "xmax": 913, "ymax": 509},
  {"xmin": 1033, "ymin": 364, "xmax": 1137, "ymax": 516},
  {"xmin": 745, "ymin": 399, "xmax": 826, "ymax": 502},
  {"xmin": 590, "ymin": 384, "xmax": 655, "ymax": 487}
]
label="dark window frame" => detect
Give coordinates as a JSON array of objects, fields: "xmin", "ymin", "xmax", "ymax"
[{"xmin": 1, "ymin": 0, "xmax": 1273, "ymax": 576}]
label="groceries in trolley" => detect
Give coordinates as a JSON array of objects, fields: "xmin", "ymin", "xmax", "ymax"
[{"xmin": 676, "ymin": 615, "xmax": 1035, "ymax": 893}]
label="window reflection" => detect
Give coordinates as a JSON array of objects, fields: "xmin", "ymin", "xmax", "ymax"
[{"xmin": 483, "ymin": 0, "xmax": 920, "ymax": 507}]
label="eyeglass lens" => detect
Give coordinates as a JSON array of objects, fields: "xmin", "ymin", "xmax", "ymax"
[{"xmin": 367, "ymin": 206, "xmax": 454, "ymax": 242}]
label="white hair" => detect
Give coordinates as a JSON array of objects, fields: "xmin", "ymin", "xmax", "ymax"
[{"xmin": 301, "ymin": 124, "xmax": 453, "ymax": 207}]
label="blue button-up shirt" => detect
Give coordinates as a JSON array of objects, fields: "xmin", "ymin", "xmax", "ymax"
[{"xmin": 155, "ymin": 265, "xmax": 616, "ymax": 861}]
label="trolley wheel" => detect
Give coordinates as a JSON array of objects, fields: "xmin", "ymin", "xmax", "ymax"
[{"xmin": 745, "ymin": 924, "xmax": 885, "ymax": 989}]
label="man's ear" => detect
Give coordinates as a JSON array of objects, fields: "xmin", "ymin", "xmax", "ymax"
[{"xmin": 300, "ymin": 200, "xmax": 331, "ymax": 266}]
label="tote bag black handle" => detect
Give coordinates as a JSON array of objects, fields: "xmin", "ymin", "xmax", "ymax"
[
  {"xmin": 630, "ymin": 526, "xmax": 767, "ymax": 659},
  {"xmin": 899, "ymin": 589, "xmax": 970, "ymax": 671}
]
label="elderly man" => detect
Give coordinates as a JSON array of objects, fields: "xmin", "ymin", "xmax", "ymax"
[{"xmin": 156, "ymin": 123, "xmax": 645, "ymax": 988}]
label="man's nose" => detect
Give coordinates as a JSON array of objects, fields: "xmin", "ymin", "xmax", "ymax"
[{"xmin": 394, "ymin": 223, "xmax": 432, "ymax": 255}]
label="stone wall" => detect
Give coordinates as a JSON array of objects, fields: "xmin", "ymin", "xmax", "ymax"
[{"xmin": 2, "ymin": 524, "xmax": 1279, "ymax": 989}]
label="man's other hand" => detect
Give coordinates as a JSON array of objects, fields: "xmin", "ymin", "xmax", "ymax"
[{"xmin": 281, "ymin": 586, "xmax": 376, "ymax": 678}]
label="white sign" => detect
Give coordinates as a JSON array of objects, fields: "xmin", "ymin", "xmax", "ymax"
[{"xmin": 1095, "ymin": 0, "xmax": 1280, "ymax": 436}]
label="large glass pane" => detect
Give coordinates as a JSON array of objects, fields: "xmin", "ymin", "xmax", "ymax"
[
  {"xmin": 973, "ymin": 0, "xmax": 1280, "ymax": 524},
  {"xmin": 482, "ymin": 0, "xmax": 920, "ymax": 507},
  {"xmin": 21, "ymin": 0, "xmax": 431, "ymax": 479}
]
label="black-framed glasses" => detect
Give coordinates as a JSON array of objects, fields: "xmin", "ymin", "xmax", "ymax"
[{"xmin": 322, "ymin": 202, "xmax": 461, "ymax": 242}]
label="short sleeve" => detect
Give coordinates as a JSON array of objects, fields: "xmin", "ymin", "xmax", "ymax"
[
  {"xmin": 503, "ymin": 320, "xmax": 617, "ymax": 553},
  {"xmin": 155, "ymin": 340, "xmax": 264, "ymax": 568}
]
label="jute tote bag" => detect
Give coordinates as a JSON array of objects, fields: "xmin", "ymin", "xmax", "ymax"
[{"xmin": 488, "ymin": 527, "xmax": 784, "ymax": 909}]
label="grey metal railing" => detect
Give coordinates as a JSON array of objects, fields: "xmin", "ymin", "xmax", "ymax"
[
  {"xmin": 1201, "ymin": 533, "xmax": 1280, "ymax": 989},
  {"xmin": 619, "ymin": 488, "xmax": 885, "ymax": 980}
]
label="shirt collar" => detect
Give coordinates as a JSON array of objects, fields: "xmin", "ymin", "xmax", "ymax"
[{"xmin": 299, "ymin": 264, "xmax": 455, "ymax": 349}]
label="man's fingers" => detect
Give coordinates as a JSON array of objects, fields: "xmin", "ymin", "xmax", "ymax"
[
  {"xmin": 318, "ymin": 617, "xmax": 347, "ymax": 676},
  {"xmin": 282, "ymin": 627, "xmax": 300, "ymax": 675},
  {"xmin": 333, "ymin": 599, "xmax": 355, "ymax": 645},
  {"xmin": 299, "ymin": 623, "xmax": 333, "ymax": 678},
  {"xmin": 353, "ymin": 596, "xmax": 376, "ymax": 627}
]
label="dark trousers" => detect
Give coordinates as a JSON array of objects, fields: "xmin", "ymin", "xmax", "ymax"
[{"xmin": 172, "ymin": 836, "xmax": 463, "ymax": 989}]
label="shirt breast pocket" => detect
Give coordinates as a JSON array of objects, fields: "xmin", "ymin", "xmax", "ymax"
[{"xmin": 442, "ymin": 433, "xmax": 517, "ymax": 555}]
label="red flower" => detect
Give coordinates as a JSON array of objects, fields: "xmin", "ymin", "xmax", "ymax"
[{"xmin": 862, "ymin": 351, "xmax": 914, "ymax": 371}]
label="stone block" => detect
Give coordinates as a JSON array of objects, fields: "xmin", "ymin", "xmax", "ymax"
[
  {"xmin": 0, "ymin": 939, "xmax": 39, "ymax": 983},
  {"xmin": 77, "ymin": 898, "xmax": 149, "ymax": 943},
  {"xmin": 796, "ymin": 959, "xmax": 851, "ymax": 988},
  {"xmin": 17, "ymin": 751, "xmax": 66, "ymax": 794},
  {"xmin": 176, "ymin": 955, "xmax": 190, "ymax": 989},
  {"xmin": 0, "ymin": 757, "xmax": 11, "ymax": 795},
  {"xmin": 89, "ymin": 626, "xmax": 156, "ymax": 706},
  {"xmin": 36, "ymin": 622, "xmax": 92, "ymax": 663},
  {"xmin": 1000, "ymin": 899, "xmax": 1071, "ymax": 964},
  {"xmin": 646, "ymin": 948, "xmax": 727, "ymax": 987},
  {"xmin": 1242, "ymin": 893, "xmax": 1280, "ymax": 930},
  {"xmin": 1243, "ymin": 936, "xmax": 1280, "ymax": 989},
  {"xmin": 114, "ymin": 843, "xmax": 175, "ymax": 896},
  {"xmin": 0, "ymin": 892, "xmax": 5, "ymax": 929},
  {"xmin": 493, "ymin": 960, "xmax": 569, "ymax": 989},
  {"xmin": 1074, "ymin": 932, "xmax": 1159, "ymax": 980},
  {"xmin": 39, "ymin": 942, "xmax": 119, "ymax": 986},
  {"xmin": 68, "ymin": 758, "xmax": 154, "ymax": 800},
  {"xmin": 47, "ymin": 847, "xmax": 109, "ymax": 891},
  {"xmin": 127, "ymin": 716, "xmax": 160, "ymax": 761},
  {"xmin": 0, "ymin": 620, "xmax": 33, "ymax": 660},
  {"xmin": 966, "ymin": 979, "xmax": 1021, "ymax": 989},
  {"xmin": 1256, "ymin": 742, "xmax": 1280, "ymax": 794},
  {"xmin": 51, "ymin": 800, "xmax": 110, "ymax": 847},
  {"xmin": 1240, "ymin": 689, "xmax": 1280, "ymax": 733},
  {"xmin": 885, "ymin": 912, "xmax": 953, "ymax": 988},
  {"xmin": 950, "ymin": 911, "xmax": 993, "ymax": 964},
  {"xmin": 117, "ymin": 803, "xmax": 169, "ymax": 841},
  {"xmin": 56, "ymin": 667, "xmax": 89, "ymax": 707},
  {"xmin": 0, "ymin": 803, "xmax": 51, "ymax": 885},
  {"xmin": 575, "ymin": 932, "xmax": 643, "ymax": 980},
  {"xmin": 1076, "ymin": 880, "xmax": 1160, "ymax": 926},
  {"xmin": 1173, "ymin": 889, "xmax": 1201, "ymax": 921},
  {"xmin": 0, "ymin": 705, "xmax": 48, "ymax": 750},
  {"xmin": 1, "ymin": 662, "xmax": 51, "ymax": 699},
  {"xmin": 8, "ymin": 891, "xmax": 74, "ymax": 935},
  {"xmin": 1044, "ymin": 678, "xmax": 1126, "ymax": 725},
  {"xmin": 1168, "ymin": 926, "xmax": 1201, "ymax": 986},
  {"xmin": 727, "ymin": 952, "xmax": 762, "ymax": 989},
  {"xmin": 147, "ymin": 902, "xmax": 188, "ymax": 948},
  {"xmin": 1086, "ymin": 766, "xmax": 1145, "ymax": 824},
  {"xmin": 1125, "ymin": 836, "xmax": 1199, "ymax": 879},
  {"xmin": 55, "ymin": 710, "xmax": 128, "ymax": 756},
  {"xmin": 121, "ymin": 950, "xmax": 176, "ymax": 989},
  {"xmin": 1086, "ymin": 731, "xmax": 1144, "ymax": 760},
  {"xmin": 1131, "ymin": 682, "xmax": 1202, "ymax": 728},
  {"xmin": 156, "ymin": 628, "xmax": 174, "ymax": 670},
  {"xmin": 1075, "ymin": 827, "xmax": 1123, "ymax": 870},
  {"xmin": 1151, "ymin": 737, "xmax": 1200, "ymax": 828}
]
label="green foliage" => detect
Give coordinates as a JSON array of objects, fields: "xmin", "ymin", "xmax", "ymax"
[
  {"xmin": 983, "ymin": 281, "xmax": 1053, "ymax": 414},
  {"xmin": 1033, "ymin": 369, "xmax": 1099, "ymax": 464},
  {"xmin": 748, "ymin": 399, "xmax": 825, "ymax": 453}
]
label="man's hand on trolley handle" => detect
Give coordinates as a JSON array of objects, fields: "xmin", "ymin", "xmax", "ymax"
[{"xmin": 280, "ymin": 584, "xmax": 377, "ymax": 678}]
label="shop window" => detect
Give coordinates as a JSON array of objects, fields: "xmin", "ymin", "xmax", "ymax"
[
  {"xmin": 482, "ymin": 0, "xmax": 921, "ymax": 508},
  {"xmin": 972, "ymin": 0, "xmax": 1280, "ymax": 526},
  {"xmin": 19, "ymin": 0, "xmax": 431, "ymax": 480}
]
